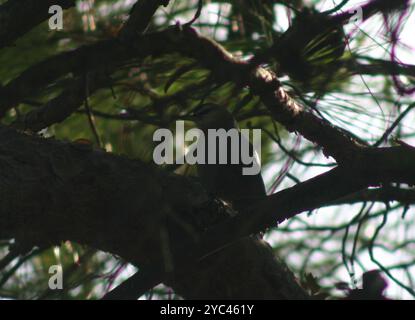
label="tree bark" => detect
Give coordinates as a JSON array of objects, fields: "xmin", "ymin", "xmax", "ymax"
[{"xmin": 0, "ymin": 126, "xmax": 309, "ymax": 299}]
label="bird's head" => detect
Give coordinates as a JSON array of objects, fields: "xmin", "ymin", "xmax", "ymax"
[{"xmin": 185, "ymin": 103, "xmax": 237, "ymax": 131}]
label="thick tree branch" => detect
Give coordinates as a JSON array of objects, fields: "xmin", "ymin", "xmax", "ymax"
[
  {"xmin": 0, "ymin": 0, "xmax": 75, "ymax": 49},
  {"xmin": 0, "ymin": 125, "xmax": 309, "ymax": 299},
  {"xmin": 326, "ymin": 187, "xmax": 415, "ymax": 206},
  {"xmin": 2, "ymin": 126, "xmax": 414, "ymax": 298},
  {"xmin": 103, "ymin": 144, "xmax": 415, "ymax": 299},
  {"xmin": 13, "ymin": 72, "xmax": 109, "ymax": 131},
  {"xmin": 1, "ymin": 0, "xmax": 412, "ymax": 166},
  {"xmin": 4, "ymin": 0, "xmax": 173, "ymax": 132},
  {"xmin": 1, "ymin": 0, "xmax": 413, "ymax": 301},
  {"xmin": 1, "ymin": 26, "xmax": 365, "ymax": 163}
]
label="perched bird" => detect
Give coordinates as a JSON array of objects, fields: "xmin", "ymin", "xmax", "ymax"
[{"xmin": 188, "ymin": 103, "xmax": 266, "ymax": 213}]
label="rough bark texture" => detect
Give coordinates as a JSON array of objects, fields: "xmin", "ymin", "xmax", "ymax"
[
  {"xmin": 0, "ymin": 126, "xmax": 309, "ymax": 299},
  {"xmin": 168, "ymin": 238, "xmax": 309, "ymax": 299}
]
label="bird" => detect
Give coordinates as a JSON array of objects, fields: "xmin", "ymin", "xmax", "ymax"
[{"xmin": 187, "ymin": 103, "xmax": 267, "ymax": 213}]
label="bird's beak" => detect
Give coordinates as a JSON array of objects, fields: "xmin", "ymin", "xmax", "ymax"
[
  {"xmin": 180, "ymin": 113, "xmax": 196, "ymax": 122},
  {"xmin": 180, "ymin": 106, "xmax": 201, "ymax": 121}
]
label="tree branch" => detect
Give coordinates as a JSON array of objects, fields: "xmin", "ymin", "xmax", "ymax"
[{"xmin": 0, "ymin": 0, "xmax": 75, "ymax": 49}]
